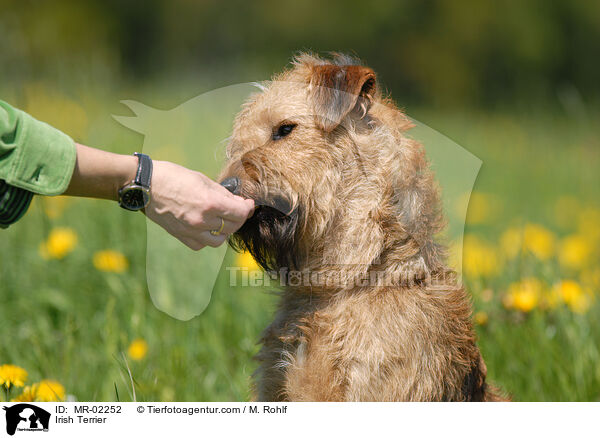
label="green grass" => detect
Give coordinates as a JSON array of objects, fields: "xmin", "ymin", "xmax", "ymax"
[
  {"xmin": 1, "ymin": 198, "xmax": 276, "ymax": 401},
  {"xmin": 1, "ymin": 88, "xmax": 599, "ymax": 401}
]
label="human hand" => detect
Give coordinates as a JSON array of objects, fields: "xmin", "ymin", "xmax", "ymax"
[{"xmin": 145, "ymin": 160, "xmax": 254, "ymax": 250}]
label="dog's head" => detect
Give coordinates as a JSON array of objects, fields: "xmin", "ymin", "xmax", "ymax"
[{"xmin": 220, "ymin": 53, "xmax": 444, "ymax": 284}]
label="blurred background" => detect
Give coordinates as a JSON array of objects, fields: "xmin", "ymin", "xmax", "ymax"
[{"xmin": 0, "ymin": 0, "xmax": 599, "ymax": 401}]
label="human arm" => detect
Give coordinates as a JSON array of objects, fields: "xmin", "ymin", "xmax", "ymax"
[
  {"xmin": 64, "ymin": 143, "xmax": 254, "ymax": 249},
  {"xmin": 0, "ymin": 100, "xmax": 254, "ymax": 247}
]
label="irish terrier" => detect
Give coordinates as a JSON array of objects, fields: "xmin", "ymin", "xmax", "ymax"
[{"xmin": 219, "ymin": 53, "xmax": 503, "ymax": 401}]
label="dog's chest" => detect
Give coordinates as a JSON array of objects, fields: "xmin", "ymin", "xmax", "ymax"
[{"xmin": 264, "ymin": 291, "xmax": 407, "ymax": 400}]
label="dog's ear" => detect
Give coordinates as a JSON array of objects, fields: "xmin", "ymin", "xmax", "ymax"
[{"xmin": 310, "ymin": 65, "xmax": 376, "ymax": 132}]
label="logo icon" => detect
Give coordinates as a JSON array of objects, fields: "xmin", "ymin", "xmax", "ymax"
[{"xmin": 3, "ymin": 404, "xmax": 51, "ymax": 436}]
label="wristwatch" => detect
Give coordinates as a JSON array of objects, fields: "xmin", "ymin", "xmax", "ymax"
[{"xmin": 118, "ymin": 152, "xmax": 153, "ymax": 211}]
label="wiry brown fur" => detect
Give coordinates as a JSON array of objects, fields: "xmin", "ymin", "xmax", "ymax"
[{"xmin": 219, "ymin": 53, "xmax": 505, "ymax": 401}]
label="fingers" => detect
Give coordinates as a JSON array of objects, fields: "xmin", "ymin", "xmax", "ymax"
[
  {"xmin": 204, "ymin": 216, "xmax": 246, "ymax": 235},
  {"xmin": 199, "ymin": 231, "xmax": 228, "ymax": 248},
  {"xmin": 246, "ymin": 200, "xmax": 256, "ymax": 218},
  {"xmin": 146, "ymin": 162, "xmax": 254, "ymax": 251},
  {"xmin": 178, "ymin": 231, "xmax": 228, "ymax": 250},
  {"xmin": 147, "ymin": 211, "xmax": 227, "ymax": 251},
  {"xmin": 218, "ymin": 199, "xmax": 255, "ymax": 222},
  {"xmin": 210, "ymin": 186, "xmax": 255, "ymax": 222},
  {"xmin": 179, "ymin": 236, "xmax": 206, "ymax": 251}
]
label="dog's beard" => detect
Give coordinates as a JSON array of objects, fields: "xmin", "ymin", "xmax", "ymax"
[{"xmin": 229, "ymin": 195, "xmax": 301, "ymax": 273}]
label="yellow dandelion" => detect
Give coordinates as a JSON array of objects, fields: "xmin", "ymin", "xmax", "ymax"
[
  {"xmin": 128, "ymin": 339, "xmax": 148, "ymax": 361},
  {"xmin": 35, "ymin": 380, "xmax": 65, "ymax": 402},
  {"xmin": 39, "ymin": 227, "xmax": 78, "ymax": 260},
  {"xmin": 461, "ymin": 235, "xmax": 500, "ymax": 278},
  {"xmin": 557, "ymin": 280, "xmax": 582, "ymax": 302},
  {"xmin": 236, "ymin": 251, "xmax": 261, "ymax": 271},
  {"xmin": 499, "ymin": 227, "xmax": 523, "ymax": 259},
  {"xmin": 569, "ymin": 294, "xmax": 592, "ymax": 314},
  {"xmin": 523, "ymin": 224, "xmax": 555, "ymax": 260},
  {"xmin": 93, "ymin": 250, "xmax": 129, "ymax": 273},
  {"xmin": 558, "ymin": 234, "xmax": 593, "ymax": 271},
  {"xmin": 11, "ymin": 385, "xmax": 36, "ymax": 402},
  {"xmin": 474, "ymin": 311, "xmax": 489, "ymax": 326},
  {"xmin": 553, "ymin": 280, "xmax": 592, "ymax": 314},
  {"xmin": 503, "ymin": 278, "xmax": 543, "ymax": 313},
  {"xmin": 0, "ymin": 364, "xmax": 27, "ymax": 388}
]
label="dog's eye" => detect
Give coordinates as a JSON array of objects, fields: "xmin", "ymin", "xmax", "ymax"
[{"xmin": 273, "ymin": 123, "xmax": 296, "ymax": 140}]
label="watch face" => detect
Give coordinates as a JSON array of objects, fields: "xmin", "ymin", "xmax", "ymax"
[{"xmin": 120, "ymin": 186, "xmax": 150, "ymax": 210}]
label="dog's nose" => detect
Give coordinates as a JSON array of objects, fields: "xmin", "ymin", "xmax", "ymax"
[{"xmin": 220, "ymin": 177, "xmax": 240, "ymax": 195}]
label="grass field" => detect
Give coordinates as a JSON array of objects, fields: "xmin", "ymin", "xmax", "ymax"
[{"xmin": 1, "ymin": 86, "xmax": 599, "ymax": 401}]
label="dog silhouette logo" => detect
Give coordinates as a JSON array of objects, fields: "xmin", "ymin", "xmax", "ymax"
[{"xmin": 3, "ymin": 404, "xmax": 51, "ymax": 435}]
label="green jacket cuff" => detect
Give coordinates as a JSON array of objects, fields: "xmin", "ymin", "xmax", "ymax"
[
  {"xmin": 0, "ymin": 181, "xmax": 33, "ymax": 228},
  {"xmin": 3, "ymin": 107, "xmax": 76, "ymax": 196}
]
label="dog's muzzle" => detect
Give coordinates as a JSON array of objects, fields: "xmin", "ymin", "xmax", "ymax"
[{"xmin": 220, "ymin": 175, "xmax": 293, "ymax": 215}]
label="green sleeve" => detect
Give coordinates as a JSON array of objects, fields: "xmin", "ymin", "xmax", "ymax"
[
  {"xmin": 0, "ymin": 100, "xmax": 77, "ymax": 228},
  {"xmin": 0, "ymin": 100, "xmax": 76, "ymax": 195},
  {"xmin": 0, "ymin": 181, "xmax": 33, "ymax": 228}
]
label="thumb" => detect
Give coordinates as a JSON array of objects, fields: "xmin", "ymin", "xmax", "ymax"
[{"xmin": 244, "ymin": 198, "xmax": 255, "ymax": 217}]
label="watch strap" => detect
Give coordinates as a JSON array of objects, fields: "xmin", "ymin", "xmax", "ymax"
[{"xmin": 134, "ymin": 152, "xmax": 153, "ymax": 189}]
